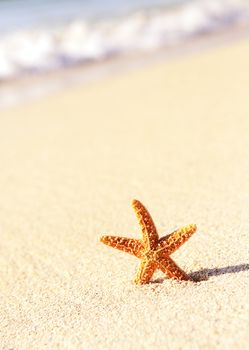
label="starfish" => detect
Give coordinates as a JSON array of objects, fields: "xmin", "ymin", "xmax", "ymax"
[{"xmin": 100, "ymin": 199, "xmax": 197, "ymax": 284}]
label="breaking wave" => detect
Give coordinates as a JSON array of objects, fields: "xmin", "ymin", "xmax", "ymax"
[{"xmin": 0, "ymin": 0, "xmax": 249, "ymax": 80}]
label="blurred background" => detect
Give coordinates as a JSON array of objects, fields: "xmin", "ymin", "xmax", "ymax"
[{"xmin": 0, "ymin": 0, "xmax": 249, "ymax": 107}]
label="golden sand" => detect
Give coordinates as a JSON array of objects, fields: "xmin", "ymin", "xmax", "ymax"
[{"xmin": 0, "ymin": 39, "xmax": 249, "ymax": 349}]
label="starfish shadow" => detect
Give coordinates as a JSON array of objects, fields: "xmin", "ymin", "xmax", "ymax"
[
  {"xmin": 191, "ymin": 263, "xmax": 249, "ymax": 282},
  {"xmin": 149, "ymin": 263, "xmax": 249, "ymax": 284},
  {"xmin": 150, "ymin": 278, "xmax": 165, "ymax": 284}
]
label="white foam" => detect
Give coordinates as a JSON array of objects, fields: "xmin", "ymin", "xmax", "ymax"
[{"xmin": 0, "ymin": 0, "xmax": 249, "ymax": 80}]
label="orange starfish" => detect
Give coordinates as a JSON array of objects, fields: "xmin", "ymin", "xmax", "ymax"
[{"xmin": 100, "ymin": 199, "xmax": 197, "ymax": 284}]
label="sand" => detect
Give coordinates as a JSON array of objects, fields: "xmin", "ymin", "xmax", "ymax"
[{"xmin": 0, "ymin": 38, "xmax": 249, "ymax": 350}]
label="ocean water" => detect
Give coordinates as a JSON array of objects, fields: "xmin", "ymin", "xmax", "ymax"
[
  {"xmin": 0, "ymin": 0, "xmax": 187, "ymax": 32},
  {"xmin": 0, "ymin": 0, "xmax": 249, "ymax": 80}
]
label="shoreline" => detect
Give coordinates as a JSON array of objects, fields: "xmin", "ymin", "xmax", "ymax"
[{"xmin": 1, "ymin": 21, "xmax": 249, "ymax": 109}]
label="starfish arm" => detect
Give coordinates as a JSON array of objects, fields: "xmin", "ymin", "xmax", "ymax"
[
  {"xmin": 158, "ymin": 224, "xmax": 197, "ymax": 255},
  {"xmin": 132, "ymin": 199, "xmax": 159, "ymax": 250},
  {"xmin": 133, "ymin": 259, "xmax": 157, "ymax": 285},
  {"xmin": 100, "ymin": 236, "xmax": 144, "ymax": 258},
  {"xmin": 157, "ymin": 256, "xmax": 191, "ymax": 281}
]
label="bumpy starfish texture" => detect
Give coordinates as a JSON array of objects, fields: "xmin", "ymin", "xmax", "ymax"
[{"xmin": 100, "ymin": 199, "xmax": 197, "ymax": 284}]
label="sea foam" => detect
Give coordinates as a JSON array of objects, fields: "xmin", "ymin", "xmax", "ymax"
[{"xmin": 0, "ymin": 0, "xmax": 248, "ymax": 80}]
